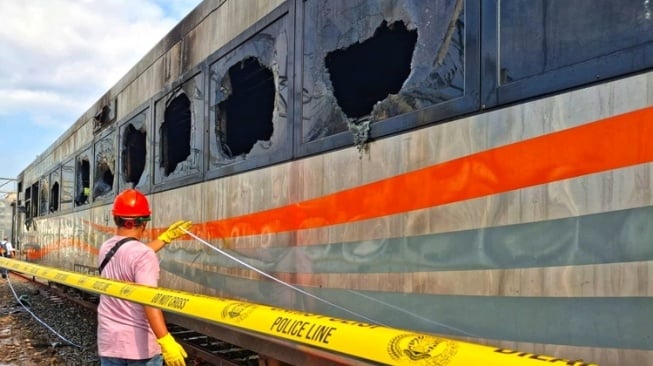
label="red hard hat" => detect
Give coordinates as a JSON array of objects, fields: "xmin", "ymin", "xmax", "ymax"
[{"xmin": 112, "ymin": 189, "xmax": 151, "ymax": 217}]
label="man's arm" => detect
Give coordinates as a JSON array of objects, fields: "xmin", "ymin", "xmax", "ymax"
[
  {"xmin": 144, "ymin": 306, "xmax": 169, "ymax": 338},
  {"xmin": 148, "ymin": 221, "xmax": 192, "ymax": 253},
  {"xmin": 147, "ymin": 238, "xmax": 167, "ymax": 253}
]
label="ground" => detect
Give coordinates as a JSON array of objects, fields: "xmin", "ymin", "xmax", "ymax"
[
  {"xmin": 0, "ymin": 274, "xmax": 82, "ymax": 365},
  {"xmin": 0, "ymin": 273, "xmax": 226, "ymax": 366}
]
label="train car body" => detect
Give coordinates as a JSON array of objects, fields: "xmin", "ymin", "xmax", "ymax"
[{"xmin": 13, "ymin": 0, "xmax": 653, "ymax": 364}]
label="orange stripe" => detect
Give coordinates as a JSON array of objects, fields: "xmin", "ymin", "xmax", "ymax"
[
  {"xmin": 201, "ymin": 106, "xmax": 653, "ymax": 239},
  {"xmin": 87, "ymin": 221, "xmax": 184, "ymax": 242},
  {"xmin": 23, "ymin": 237, "xmax": 99, "ymax": 260}
]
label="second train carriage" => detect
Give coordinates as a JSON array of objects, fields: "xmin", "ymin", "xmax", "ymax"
[{"xmin": 12, "ymin": 0, "xmax": 653, "ymax": 364}]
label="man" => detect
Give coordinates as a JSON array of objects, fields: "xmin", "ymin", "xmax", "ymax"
[
  {"xmin": 0, "ymin": 237, "xmax": 15, "ymax": 279},
  {"xmin": 98, "ymin": 189, "xmax": 192, "ymax": 366}
]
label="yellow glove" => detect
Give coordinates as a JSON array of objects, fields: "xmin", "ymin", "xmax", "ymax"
[
  {"xmin": 157, "ymin": 333, "xmax": 187, "ymax": 366},
  {"xmin": 158, "ymin": 220, "xmax": 192, "ymax": 244}
]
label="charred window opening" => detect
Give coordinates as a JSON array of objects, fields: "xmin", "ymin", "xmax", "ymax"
[
  {"xmin": 161, "ymin": 94, "xmax": 191, "ymax": 175},
  {"xmin": 301, "ymin": 1, "xmax": 465, "ymax": 148},
  {"xmin": 216, "ymin": 57, "xmax": 274, "ymax": 157},
  {"xmin": 25, "ymin": 186, "xmax": 32, "ymax": 219},
  {"xmin": 94, "ymin": 157, "xmax": 114, "ymax": 200},
  {"xmin": 25, "ymin": 182, "xmax": 38, "ymax": 229},
  {"xmin": 325, "ymin": 20, "xmax": 417, "ymax": 119},
  {"xmin": 96, "ymin": 106, "xmax": 111, "ymax": 124},
  {"xmin": 39, "ymin": 177, "xmax": 49, "ymax": 216},
  {"xmin": 75, "ymin": 158, "xmax": 90, "ymax": 206},
  {"xmin": 32, "ymin": 182, "xmax": 39, "ymax": 217},
  {"xmin": 123, "ymin": 124, "xmax": 146, "ymax": 185},
  {"xmin": 94, "ymin": 100, "xmax": 116, "ymax": 131},
  {"xmin": 50, "ymin": 182, "xmax": 59, "ymax": 212}
]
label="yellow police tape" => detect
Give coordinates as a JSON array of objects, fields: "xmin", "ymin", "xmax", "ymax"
[{"xmin": 0, "ymin": 258, "xmax": 598, "ymax": 366}]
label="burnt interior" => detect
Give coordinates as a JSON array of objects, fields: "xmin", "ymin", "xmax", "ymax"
[
  {"xmin": 94, "ymin": 104, "xmax": 115, "ymax": 131},
  {"xmin": 28, "ymin": 182, "xmax": 38, "ymax": 223},
  {"xmin": 325, "ymin": 20, "xmax": 417, "ymax": 119},
  {"xmin": 75, "ymin": 158, "xmax": 90, "ymax": 206},
  {"xmin": 161, "ymin": 94, "xmax": 191, "ymax": 175},
  {"xmin": 216, "ymin": 57, "xmax": 274, "ymax": 157},
  {"xmin": 93, "ymin": 158, "xmax": 114, "ymax": 200},
  {"xmin": 96, "ymin": 105, "xmax": 111, "ymax": 124},
  {"xmin": 39, "ymin": 179, "xmax": 48, "ymax": 216},
  {"xmin": 123, "ymin": 123, "xmax": 146, "ymax": 186},
  {"xmin": 24, "ymin": 186, "xmax": 31, "ymax": 219},
  {"xmin": 32, "ymin": 182, "xmax": 39, "ymax": 216},
  {"xmin": 23, "ymin": 186, "xmax": 31, "ymax": 229},
  {"xmin": 50, "ymin": 182, "xmax": 59, "ymax": 212}
]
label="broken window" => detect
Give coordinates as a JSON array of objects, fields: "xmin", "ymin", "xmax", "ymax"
[
  {"xmin": 325, "ymin": 20, "xmax": 417, "ymax": 119},
  {"xmin": 300, "ymin": 0, "xmax": 465, "ymax": 149},
  {"xmin": 161, "ymin": 94, "xmax": 191, "ymax": 175},
  {"xmin": 75, "ymin": 152, "xmax": 91, "ymax": 206},
  {"xmin": 94, "ymin": 136, "xmax": 115, "ymax": 200},
  {"xmin": 208, "ymin": 14, "xmax": 291, "ymax": 175},
  {"xmin": 50, "ymin": 182, "xmax": 60, "ymax": 213},
  {"xmin": 121, "ymin": 110, "xmax": 149, "ymax": 189},
  {"xmin": 39, "ymin": 176, "xmax": 49, "ymax": 216},
  {"xmin": 24, "ymin": 186, "xmax": 32, "ymax": 219},
  {"xmin": 94, "ymin": 99, "xmax": 116, "ymax": 131},
  {"xmin": 215, "ymin": 57, "xmax": 274, "ymax": 157},
  {"xmin": 25, "ymin": 182, "xmax": 39, "ymax": 229},
  {"xmin": 16, "ymin": 181, "xmax": 22, "ymax": 210},
  {"xmin": 49, "ymin": 169, "xmax": 60, "ymax": 213},
  {"xmin": 153, "ymin": 74, "xmax": 203, "ymax": 185},
  {"xmin": 60, "ymin": 159, "xmax": 74, "ymax": 211}
]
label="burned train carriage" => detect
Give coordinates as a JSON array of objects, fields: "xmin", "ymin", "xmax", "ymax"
[{"xmin": 14, "ymin": 0, "xmax": 653, "ymax": 365}]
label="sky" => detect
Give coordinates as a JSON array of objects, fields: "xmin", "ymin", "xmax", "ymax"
[{"xmin": 0, "ymin": 0, "xmax": 202, "ymax": 195}]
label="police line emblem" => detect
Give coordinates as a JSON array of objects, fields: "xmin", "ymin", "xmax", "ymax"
[{"xmin": 388, "ymin": 334, "xmax": 458, "ymax": 365}]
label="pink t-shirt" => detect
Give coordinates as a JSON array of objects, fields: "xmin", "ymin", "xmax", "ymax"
[{"xmin": 97, "ymin": 236, "xmax": 160, "ymax": 359}]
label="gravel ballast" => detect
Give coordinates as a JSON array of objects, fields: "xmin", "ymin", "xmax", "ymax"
[{"xmin": 0, "ymin": 274, "xmax": 99, "ymax": 365}]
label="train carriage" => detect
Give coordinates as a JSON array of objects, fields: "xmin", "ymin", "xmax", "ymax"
[{"xmin": 12, "ymin": 0, "xmax": 653, "ymax": 365}]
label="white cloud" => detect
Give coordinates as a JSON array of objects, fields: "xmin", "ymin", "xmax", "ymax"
[
  {"xmin": 0, "ymin": 0, "xmax": 191, "ymax": 96},
  {"xmin": 0, "ymin": 0, "xmax": 200, "ymax": 179},
  {"xmin": 0, "ymin": 88, "xmax": 85, "ymax": 127},
  {"xmin": 0, "ymin": 0, "xmax": 198, "ymax": 122}
]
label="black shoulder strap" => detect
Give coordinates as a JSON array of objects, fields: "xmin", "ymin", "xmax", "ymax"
[{"xmin": 99, "ymin": 237, "xmax": 136, "ymax": 275}]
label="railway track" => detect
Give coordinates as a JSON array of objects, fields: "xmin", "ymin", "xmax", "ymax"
[
  {"xmin": 11, "ymin": 271, "xmax": 261, "ymax": 366},
  {"xmin": 168, "ymin": 324, "xmax": 259, "ymax": 366}
]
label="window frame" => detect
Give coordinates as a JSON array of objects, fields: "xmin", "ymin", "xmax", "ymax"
[
  {"xmin": 60, "ymin": 158, "xmax": 75, "ymax": 212},
  {"xmin": 74, "ymin": 146, "xmax": 93, "ymax": 209},
  {"xmin": 151, "ymin": 68, "xmax": 205, "ymax": 193},
  {"xmin": 204, "ymin": 2, "xmax": 293, "ymax": 182},
  {"xmin": 117, "ymin": 103, "xmax": 152, "ymax": 194},
  {"xmin": 292, "ymin": 0, "xmax": 481, "ymax": 158},
  {"xmin": 480, "ymin": 0, "xmax": 653, "ymax": 107},
  {"xmin": 47, "ymin": 166, "xmax": 62, "ymax": 215},
  {"xmin": 91, "ymin": 127, "xmax": 117, "ymax": 205}
]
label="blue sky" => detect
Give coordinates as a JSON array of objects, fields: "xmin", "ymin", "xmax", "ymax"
[{"xmin": 0, "ymin": 0, "xmax": 201, "ymax": 195}]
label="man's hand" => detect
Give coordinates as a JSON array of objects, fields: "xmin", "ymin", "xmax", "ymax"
[
  {"xmin": 158, "ymin": 220, "xmax": 192, "ymax": 244},
  {"xmin": 157, "ymin": 333, "xmax": 187, "ymax": 366}
]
